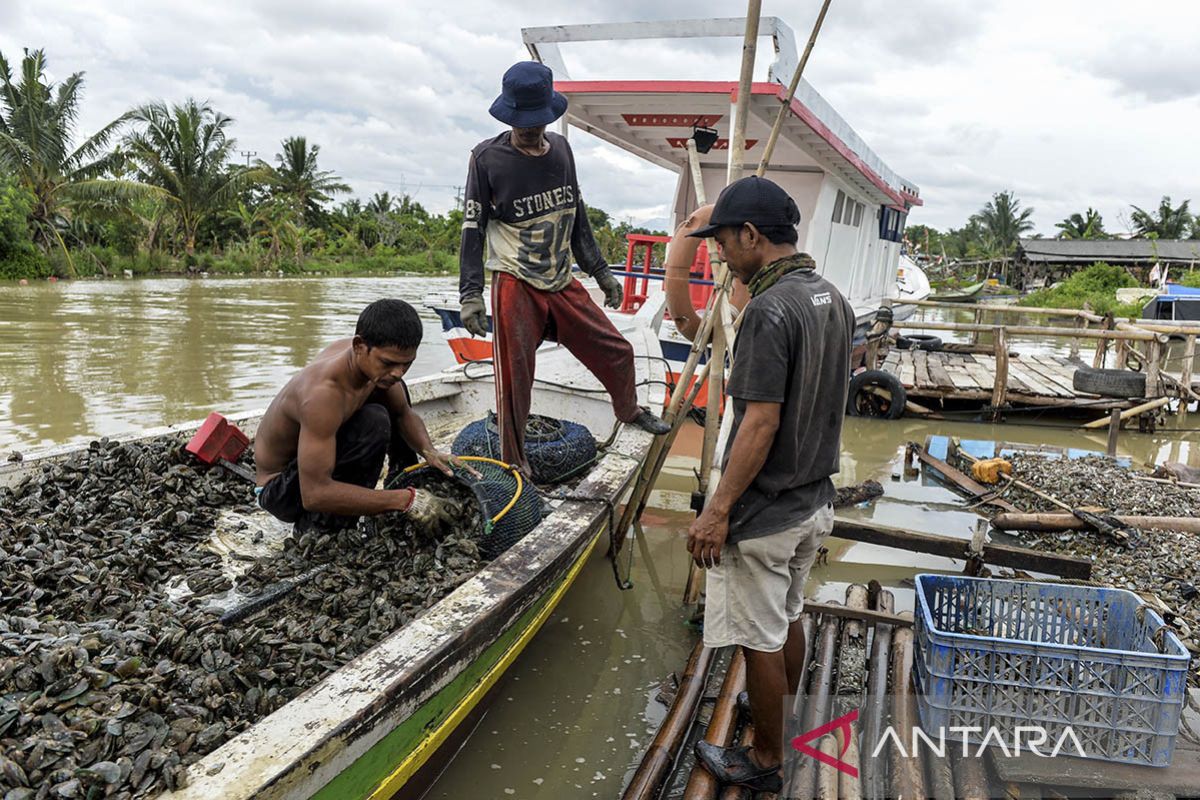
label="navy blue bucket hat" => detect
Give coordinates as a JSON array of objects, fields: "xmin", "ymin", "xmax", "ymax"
[{"xmin": 489, "ymin": 61, "xmax": 568, "ymax": 127}]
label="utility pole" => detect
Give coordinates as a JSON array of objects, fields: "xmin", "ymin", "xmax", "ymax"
[
  {"xmin": 454, "ymin": 186, "xmax": 464, "ymax": 210},
  {"xmin": 239, "ymin": 150, "xmax": 257, "ymax": 167}
]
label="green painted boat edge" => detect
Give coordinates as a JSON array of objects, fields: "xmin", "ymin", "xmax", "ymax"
[{"xmin": 310, "ymin": 534, "xmax": 594, "ymax": 799}]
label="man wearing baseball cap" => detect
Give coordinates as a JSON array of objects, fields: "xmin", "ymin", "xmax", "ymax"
[
  {"xmin": 458, "ymin": 61, "xmax": 670, "ymax": 476},
  {"xmin": 686, "ymin": 176, "xmax": 855, "ymax": 792}
]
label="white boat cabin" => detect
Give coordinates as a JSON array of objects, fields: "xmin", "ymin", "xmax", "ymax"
[{"xmin": 523, "ymin": 17, "xmax": 922, "ymax": 325}]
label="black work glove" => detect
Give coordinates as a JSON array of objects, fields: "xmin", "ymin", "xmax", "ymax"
[
  {"xmin": 597, "ymin": 273, "xmax": 623, "ymax": 309},
  {"xmin": 460, "ymin": 295, "xmax": 488, "ymax": 337}
]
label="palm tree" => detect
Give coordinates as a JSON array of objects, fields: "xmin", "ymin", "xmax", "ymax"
[
  {"xmin": 1055, "ymin": 208, "xmax": 1107, "ymax": 239},
  {"xmin": 1130, "ymin": 196, "xmax": 1191, "ymax": 239},
  {"xmin": 970, "ymin": 191, "xmax": 1035, "ymax": 256},
  {"xmin": 263, "ymin": 136, "xmax": 349, "ymax": 226},
  {"xmin": 124, "ymin": 99, "xmax": 258, "ymax": 256},
  {"xmin": 0, "ymin": 49, "xmax": 148, "ymax": 273},
  {"xmin": 366, "ymin": 191, "xmax": 394, "ymax": 215}
]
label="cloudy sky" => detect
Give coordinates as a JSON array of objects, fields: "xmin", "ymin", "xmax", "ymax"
[{"xmin": 2, "ymin": 1, "xmax": 1197, "ymax": 235}]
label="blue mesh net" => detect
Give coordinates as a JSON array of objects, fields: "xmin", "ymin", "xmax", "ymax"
[
  {"xmin": 391, "ymin": 458, "xmax": 543, "ymax": 561},
  {"xmin": 451, "ymin": 412, "xmax": 596, "ymax": 485}
]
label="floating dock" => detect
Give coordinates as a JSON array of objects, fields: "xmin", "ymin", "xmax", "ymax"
[
  {"xmin": 881, "ymin": 349, "xmax": 1098, "ymax": 406},
  {"xmin": 867, "ymin": 300, "xmax": 1200, "ymax": 430}
]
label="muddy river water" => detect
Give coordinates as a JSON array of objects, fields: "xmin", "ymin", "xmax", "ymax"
[{"xmin": 0, "ymin": 276, "xmax": 1196, "ymax": 799}]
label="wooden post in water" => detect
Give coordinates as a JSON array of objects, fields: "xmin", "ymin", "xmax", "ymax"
[
  {"xmin": 991, "ymin": 326, "xmax": 1009, "ymax": 419},
  {"xmin": 1107, "ymin": 408, "xmax": 1122, "ymax": 457},
  {"xmin": 970, "ymin": 307, "xmax": 984, "ymax": 345},
  {"xmin": 1115, "ymin": 339, "xmax": 1129, "ymax": 369},
  {"xmin": 1145, "ymin": 335, "xmax": 1163, "ymax": 398},
  {"xmin": 1070, "ymin": 315, "xmax": 1086, "ymax": 359},
  {"xmin": 1179, "ymin": 334, "xmax": 1196, "ymax": 419},
  {"xmin": 1093, "ymin": 317, "xmax": 1111, "ymax": 368}
]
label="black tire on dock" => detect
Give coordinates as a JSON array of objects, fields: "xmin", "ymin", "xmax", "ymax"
[
  {"xmin": 1072, "ymin": 367, "xmax": 1146, "ymax": 398},
  {"xmin": 896, "ymin": 334, "xmax": 943, "ymax": 352},
  {"xmin": 847, "ymin": 370, "xmax": 907, "ymax": 419}
]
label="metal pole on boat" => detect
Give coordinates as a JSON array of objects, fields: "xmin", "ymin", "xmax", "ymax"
[
  {"xmin": 726, "ymin": 0, "xmax": 762, "ymax": 183},
  {"xmin": 755, "ymin": 0, "xmax": 833, "ymax": 178}
]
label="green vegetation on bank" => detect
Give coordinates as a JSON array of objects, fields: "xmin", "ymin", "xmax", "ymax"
[
  {"xmin": 0, "ymin": 49, "xmax": 658, "ymax": 281},
  {"xmin": 906, "ymin": 195, "xmax": 1200, "ymax": 264},
  {"xmin": 1020, "ymin": 262, "xmax": 1144, "ymax": 317}
]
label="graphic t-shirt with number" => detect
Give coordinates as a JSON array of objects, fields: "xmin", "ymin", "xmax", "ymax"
[{"xmin": 459, "ymin": 131, "xmax": 611, "ymax": 300}]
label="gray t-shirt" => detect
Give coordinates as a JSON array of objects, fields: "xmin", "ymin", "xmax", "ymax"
[{"xmin": 723, "ymin": 268, "xmax": 855, "ymax": 543}]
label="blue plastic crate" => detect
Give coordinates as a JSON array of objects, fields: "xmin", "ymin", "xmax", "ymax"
[{"xmin": 913, "ymin": 574, "xmax": 1190, "ymax": 767}]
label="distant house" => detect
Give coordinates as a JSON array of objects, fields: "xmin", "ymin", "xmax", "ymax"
[{"xmin": 1015, "ymin": 238, "xmax": 1200, "ymax": 288}]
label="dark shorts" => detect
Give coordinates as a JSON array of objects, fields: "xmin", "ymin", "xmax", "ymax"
[{"xmin": 256, "ymin": 402, "xmax": 418, "ymax": 533}]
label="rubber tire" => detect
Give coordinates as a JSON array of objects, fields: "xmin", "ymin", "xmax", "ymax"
[
  {"xmin": 897, "ymin": 333, "xmax": 943, "ymax": 352},
  {"xmin": 847, "ymin": 370, "xmax": 907, "ymax": 419},
  {"xmin": 1072, "ymin": 367, "xmax": 1146, "ymax": 399}
]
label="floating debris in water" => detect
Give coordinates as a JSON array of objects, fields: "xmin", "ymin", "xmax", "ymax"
[{"xmin": 0, "ymin": 436, "xmax": 484, "ymax": 797}]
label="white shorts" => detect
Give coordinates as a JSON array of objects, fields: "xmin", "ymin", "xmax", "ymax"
[{"xmin": 702, "ymin": 503, "xmax": 834, "ymax": 653}]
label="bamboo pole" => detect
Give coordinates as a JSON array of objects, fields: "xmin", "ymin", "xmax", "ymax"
[
  {"xmin": 682, "ymin": 648, "xmax": 746, "ymax": 799},
  {"xmin": 991, "ymin": 511, "xmax": 1200, "ymax": 534},
  {"xmin": 838, "ymin": 732, "xmax": 861, "ymax": 800},
  {"xmin": 832, "ymin": 518, "xmax": 1092, "ymax": 578},
  {"xmin": 893, "ymin": 320, "xmax": 1161, "ymax": 341},
  {"xmin": 755, "ymin": 0, "xmax": 833, "ymax": 177},
  {"xmin": 621, "ymin": 642, "xmax": 717, "ymax": 800},
  {"xmin": 726, "ymin": 1, "xmax": 762, "ymax": 184},
  {"xmin": 803, "ymin": 600, "xmax": 912, "ymax": 628},
  {"xmin": 952, "ymin": 751, "xmax": 991, "ymax": 800},
  {"xmin": 816, "ymin": 735, "xmax": 839, "ymax": 799},
  {"xmin": 889, "ymin": 621, "xmax": 925, "ymax": 800},
  {"xmin": 611, "ymin": 349, "xmax": 716, "ymax": 557},
  {"xmin": 612, "ymin": 0, "xmax": 764, "ymax": 559},
  {"xmin": 862, "ymin": 588, "xmax": 894, "ymax": 800},
  {"xmin": 787, "ymin": 609, "xmax": 840, "ymax": 800},
  {"xmin": 1080, "ymin": 396, "xmax": 1171, "ymax": 428},
  {"xmin": 833, "ymin": 586, "xmax": 868, "ymax": 800},
  {"xmin": 910, "ymin": 299, "xmax": 1090, "ymax": 318}
]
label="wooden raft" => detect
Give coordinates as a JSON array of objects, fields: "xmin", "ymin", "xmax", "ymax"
[
  {"xmin": 881, "ymin": 349, "xmax": 1114, "ymax": 406},
  {"xmin": 629, "ymin": 591, "xmax": 1200, "ymax": 800}
]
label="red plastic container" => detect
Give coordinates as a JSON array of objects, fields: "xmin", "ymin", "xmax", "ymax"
[{"xmin": 186, "ymin": 413, "xmax": 250, "ymax": 465}]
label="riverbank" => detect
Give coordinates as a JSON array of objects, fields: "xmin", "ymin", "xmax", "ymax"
[{"xmin": 5, "ymin": 247, "xmax": 458, "ymax": 281}]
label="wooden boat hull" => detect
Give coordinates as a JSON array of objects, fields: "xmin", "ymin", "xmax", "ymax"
[
  {"xmin": 2, "ymin": 299, "xmax": 666, "ymax": 800},
  {"xmin": 928, "ymin": 280, "xmax": 986, "ymax": 302}
]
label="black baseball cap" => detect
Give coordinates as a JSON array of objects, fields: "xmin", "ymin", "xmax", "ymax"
[{"xmin": 687, "ymin": 175, "xmax": 801, "ymax": 238}]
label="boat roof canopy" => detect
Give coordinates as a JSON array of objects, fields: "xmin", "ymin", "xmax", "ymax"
[{"xmin": 523, "ymin": 17, "xmax": 921, "ymax": 210}]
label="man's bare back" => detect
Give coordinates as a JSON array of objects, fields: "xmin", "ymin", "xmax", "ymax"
[{"xmin": 255, "ymin": 338, "xmax": 375, "ymax": 484}]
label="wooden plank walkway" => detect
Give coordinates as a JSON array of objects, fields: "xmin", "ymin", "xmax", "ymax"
[{"xmin": 881, "ymin": 349, "xmax": 1105, "ymax": 405}]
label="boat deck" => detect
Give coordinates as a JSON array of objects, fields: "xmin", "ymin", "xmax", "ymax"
[{"xmin": 882, "ymin": 348, "xmax": 1099, "ymax": 405}]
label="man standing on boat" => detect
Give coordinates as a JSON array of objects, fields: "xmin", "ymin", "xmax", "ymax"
[
  {"xmin": 254, "ymin": 299, "xmax": 461, "ymax": 533},
  {"xmin": 458, "ymin": 61, "xmax": 670, "ymax": 477},
  {"xmin": 684, "ymin": 176, "xmax": 854, "ymax": 793}
]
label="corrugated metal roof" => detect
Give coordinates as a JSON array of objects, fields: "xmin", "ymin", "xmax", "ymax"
[{"xmin": 1018, "ymin": 238, "xmax": 1200, "ymax": 263}]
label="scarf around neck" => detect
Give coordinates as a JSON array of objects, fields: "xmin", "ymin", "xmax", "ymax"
[{"xmin": 746, "ymin": 252, "xmax": 816, "ymax": 297}]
